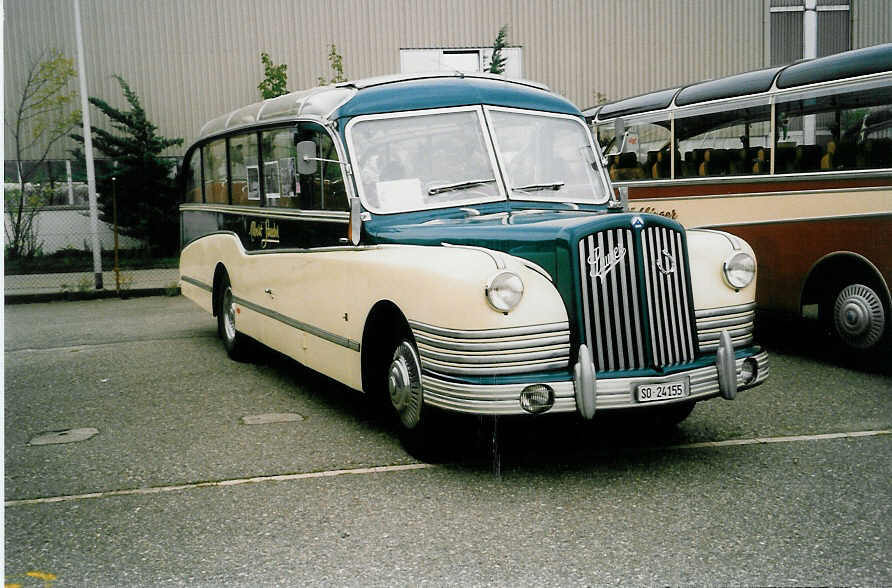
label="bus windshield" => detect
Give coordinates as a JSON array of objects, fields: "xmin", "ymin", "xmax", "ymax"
[
  {"xmin": 488, "ymin": 108, "xmax": 607, "ymax": 204},
  {"xmin": 348, "ymin": 107, "xmax": 607, "ymax": 213},
  {"xmin": 349, "ymin": 109, "xmax": 503, "ymax": 213}
]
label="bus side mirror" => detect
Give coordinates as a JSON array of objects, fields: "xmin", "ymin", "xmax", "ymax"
[{"xmin": 296, "ymin": 141, "xmax": 317, "ymax": 175}]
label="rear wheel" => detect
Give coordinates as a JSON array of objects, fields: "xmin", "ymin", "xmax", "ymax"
[{"xmin": 216, "ymin": 273, "xmax": 250, "ymax": 361}]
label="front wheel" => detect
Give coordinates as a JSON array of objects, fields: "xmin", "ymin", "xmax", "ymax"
[
  {"xmin": 388, "ymin": 339, "xmax": 424, "ymax": 430},
  {"xmin": 384, "ymin": 336, "xmax": 439, "ymax": 458}
]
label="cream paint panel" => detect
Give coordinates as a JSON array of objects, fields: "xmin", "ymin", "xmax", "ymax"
[
  {"xmin": 180, "ymin": 236, "xmax": 569, "ymax": 392},
  {"xmin": 686, "ymin": 230, "xmax": 757, "ymax": 310},
  {"xmin": 180, "ymin": 280, "xmax": 213, "ymax": 315},
  {"xmin": 630, "ymin": 187, "xmax": 892, "ymax": 229},
  {"xmin": 180, "ymin": 234, "xmax": 278, "ymax": 345}
]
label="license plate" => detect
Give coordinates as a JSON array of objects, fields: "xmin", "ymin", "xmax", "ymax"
[{"xmin": 636, "ymin": 379, "xmax": 688, "ymax": 403}]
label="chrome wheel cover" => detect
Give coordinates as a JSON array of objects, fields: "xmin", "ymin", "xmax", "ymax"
[
  {"xmin": 388, "ymin": 341, "xmax": 423, "ymax": 429},
  {"xmin": 222, "ymin": 287, "xmax": 237, "ymax": 343},
  {"xmin": 833, "ymin": 284, "xmax": 885, "ymax": 349}
]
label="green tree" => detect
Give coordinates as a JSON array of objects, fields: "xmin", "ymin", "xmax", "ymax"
[
  {"xmin": 5, "ymin": 49, "xmax": 80, "ymax": 259},
  {"xmin": 71, "ymin": 75, "xmax": 183, "ymax": 256},
  {"xmin": 258, "ymin": 51, "xmax": 288, "ymax": 99},
  {"xmin": 317, "ymin": 44, "xmax": 347, "ymax": 85},
  {"xmin": 487, "ymin": 25, "xmax": 509, "ymax": 75}
]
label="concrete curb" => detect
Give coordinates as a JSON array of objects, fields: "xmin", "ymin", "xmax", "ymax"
[{"xmin": 5, "ymin": 287, "xmax": 181, "ymax": 305}]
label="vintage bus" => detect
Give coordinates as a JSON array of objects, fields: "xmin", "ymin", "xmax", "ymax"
[
  {"xmin": 178, "ymin": 72, "xmax": 768, "ymax": 451},
  {"xmin": 586, "ymin": 44, "xmax": 892, "ymax": 355}
]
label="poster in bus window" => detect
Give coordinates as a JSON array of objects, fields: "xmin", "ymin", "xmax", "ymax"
[
  {"xmin": 246, "ymin": 165, "xmax": 260, "ymax": 200},
  {"xmin": 264, "ymin": 161, "xmax": 280, "ymax": 199},
  {"xmin": 279, "ymin": 157, "xmax": 298, "ymax": 197}
]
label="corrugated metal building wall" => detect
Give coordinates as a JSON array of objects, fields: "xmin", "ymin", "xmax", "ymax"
[{"xmin": 4, "ymin": 0, "xmax": 890, "ymax": 159}]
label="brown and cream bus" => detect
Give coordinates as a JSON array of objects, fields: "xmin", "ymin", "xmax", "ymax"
[{"xmin": 586, "ymin": 44, "xmax": 892, "ymax": 354}]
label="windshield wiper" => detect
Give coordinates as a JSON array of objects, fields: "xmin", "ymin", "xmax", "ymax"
[
  {"xmin": 428, "ymin": 178, "xmax": 496, "ymax": 196},
  {"xmin": 513, "ymin": 181, "xmax": 565, "ymax": 192}
]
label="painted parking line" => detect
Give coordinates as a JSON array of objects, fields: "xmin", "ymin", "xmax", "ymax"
[{"xmin": 6, "ymin": 429, "xmax": 890, "ymax": 507}]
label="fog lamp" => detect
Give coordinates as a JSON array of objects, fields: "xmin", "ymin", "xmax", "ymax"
[
  {"xmin": 520, "ymin": 384, "xmax": 555, "ymax": 414},
  {"xmin": 740, "ymin": 357, "xmax": 759, "ymax": 386}
]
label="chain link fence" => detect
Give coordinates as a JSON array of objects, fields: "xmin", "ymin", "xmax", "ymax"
[{"xmin": 5, "ymin": 158, "xmax": 181, "ymax": 296}]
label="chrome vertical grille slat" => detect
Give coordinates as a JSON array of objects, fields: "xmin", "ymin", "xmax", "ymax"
[{"xmin": 579, "ymin": 225, "xmax": 696, "ymax": 373}]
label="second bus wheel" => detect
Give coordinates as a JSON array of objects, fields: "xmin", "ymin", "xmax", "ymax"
[
  {"xmin": 217, "ymin": 273, "xmax": 251, "ymax": 361},
  {"xmin": 829, "ymin": 282, "xmax": 887, "ymax": 352}
]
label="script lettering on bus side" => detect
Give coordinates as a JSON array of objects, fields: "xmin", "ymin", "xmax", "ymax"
[
  {"xmin": 249, "ymin": 220, "xmax": 281, "ymax": 248},
  {"xmin": 629, "ymin": 206, "xmax": 678, "ymax": 220}
]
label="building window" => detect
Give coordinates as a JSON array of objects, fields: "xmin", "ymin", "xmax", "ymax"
[
  {"xmin": 770, "ymin": 0, "xmax": 850, "ymax": 66},
  {"xmin": 400, "ymin": 47, "xmax": 523, "ymax": 78}
]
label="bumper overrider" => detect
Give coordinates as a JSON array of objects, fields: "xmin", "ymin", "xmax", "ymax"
[{"xmin": 409, "ymin": 320, "xmax": 769, "ymax": 417}]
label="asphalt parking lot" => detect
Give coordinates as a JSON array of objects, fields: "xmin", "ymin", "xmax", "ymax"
[{"xmin": 4, "ymin": 296, "xmax": 891, "ymax": 586}]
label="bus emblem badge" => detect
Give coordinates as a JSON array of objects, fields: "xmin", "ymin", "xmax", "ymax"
[
  {"xmin": 657, "ymin": 248, "xmax": 676, "ymax": 276},
  {"xmin": 588, "ymin": 245, "xmax": 627, "ymax": 280}
]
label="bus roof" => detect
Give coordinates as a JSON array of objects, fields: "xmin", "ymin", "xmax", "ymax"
[
  {"xmin": 588, "ymin": 43, "xmax": 892, "ymax": 122},
  {"xmin": 197, "ymin": 73, "xmax": 578, "ymax": 143}
]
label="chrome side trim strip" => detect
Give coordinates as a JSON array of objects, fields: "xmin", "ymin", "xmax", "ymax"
[
  {"xmin": 698, "ymin": 326, "xmax": 753, "ymax": 343},
  {"xmin": 417, "ymin": 346, "xmax": 570, "ymax": 365},
  {"xmin": 409, "ymin": 321, "xmax": 569, "ymax": 340},
  {"xmin": 180, "ymin": 275, "xmax": 212, "ymax": 292},
  {"xmin": 180, "ymin": 203, "xmax": 350, "ymax": 223},
  {"xmin": 695, "ymin": 302, "xmax": 757, "ymax": 318},
  {"xmin": 441, "ymin": 242, "xmax": 506, "ymax": 269},
  {"xmin": 410, "ymin": 320, "xmax": 571, "ymax": 377},
  {"xmin": 421, "ymin": 359, "xmax": 570, "ymax": 377},
  {"xmin": 414, "ymin": 332, "xmax": 569, "ymax": 352},
  {"xmin": 232, "ymin": 295, "xmax": 360, "ymax": 352},
  {"xmin": 697, "ymin": 312, "xmax": 756, "ymax": 330}
]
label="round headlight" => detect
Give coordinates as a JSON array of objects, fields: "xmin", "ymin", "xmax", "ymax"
[
  {"xmin": 723, "ymin": 252, "xmax": 756, "ymax": 289},
  {"xmin": 486, "ymin": 271, "xmax": 524, "ymax": 312}
]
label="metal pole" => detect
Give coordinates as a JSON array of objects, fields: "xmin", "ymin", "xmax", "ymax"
[
  {"xmin": 65, "ymin": 160, "xmax": 74, "ymax": 205},
  {"xmin": 113, "ymin": 175, "xmax": 120, "ymax": 294},
  {"xmin": 73, "ymin": 0, "xmax": 103, "ymax": 289},
  {"xmin": 802, "ymin": 0, "xmax": 818, "ymax": 145}
]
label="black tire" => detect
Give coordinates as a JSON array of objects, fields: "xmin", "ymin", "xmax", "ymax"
[
  {"xmin": 636, "ymin": 401, "xmax": 696, "ymax": 429},
  {"xmin": 216, "ymin": 273, "xmax": 250, "ymax": 361}
]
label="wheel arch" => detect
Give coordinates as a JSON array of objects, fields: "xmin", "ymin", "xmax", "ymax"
[
  {"xmin": 211, "ymin": 262, "xmax": 229, "ymax": 318},
  {"xmin": 360, "ymin": 299, "xmax": 413, "ymax": 396},
  {"xmin": 800, "ymin": 251, "xmax": 891, "ymax": 316}
]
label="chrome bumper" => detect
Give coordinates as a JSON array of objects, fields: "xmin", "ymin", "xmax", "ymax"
[{"xmin": 421, "ymin": 350, "xmax": 769, "ymax": 416}]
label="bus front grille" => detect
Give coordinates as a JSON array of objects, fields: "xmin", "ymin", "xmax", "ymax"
[{"xmin": 578, "ymin": 226, "xmax": 697, "ymax": 372}]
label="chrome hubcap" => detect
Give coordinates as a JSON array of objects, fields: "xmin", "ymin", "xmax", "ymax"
[
  {"xmin": 834, "ymin": 284, "xmax": 885, "ymax": 349},
  {"xmin": 223, "ymin": 288, "xmax": 237, "ymax": 342},
  {"xmin": 388, "ymin": 341, "xmax": 423, "ymax": 429}
]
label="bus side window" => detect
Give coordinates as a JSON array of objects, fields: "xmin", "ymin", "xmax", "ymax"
[
  {"xmin": 230, "ymin": 132, "xmax": 260, "ymax": 205},
  {"xmin": 261, "ymin": 128, "xmax": 299, "ymax": 208},
  {"xmin": 295, "ymin": 123, "xmax": 348, "ymax": 212},
  {"xmin": 184, "ymin": 149, "xmax": 202, "ymax": 202},
  {"xmin": 202, "ymin": 140, "xmax": 228, "ymax": 203},
  {"xmin": 775, "ymin": 85, "xmax": 892, "ymax": 173}
]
